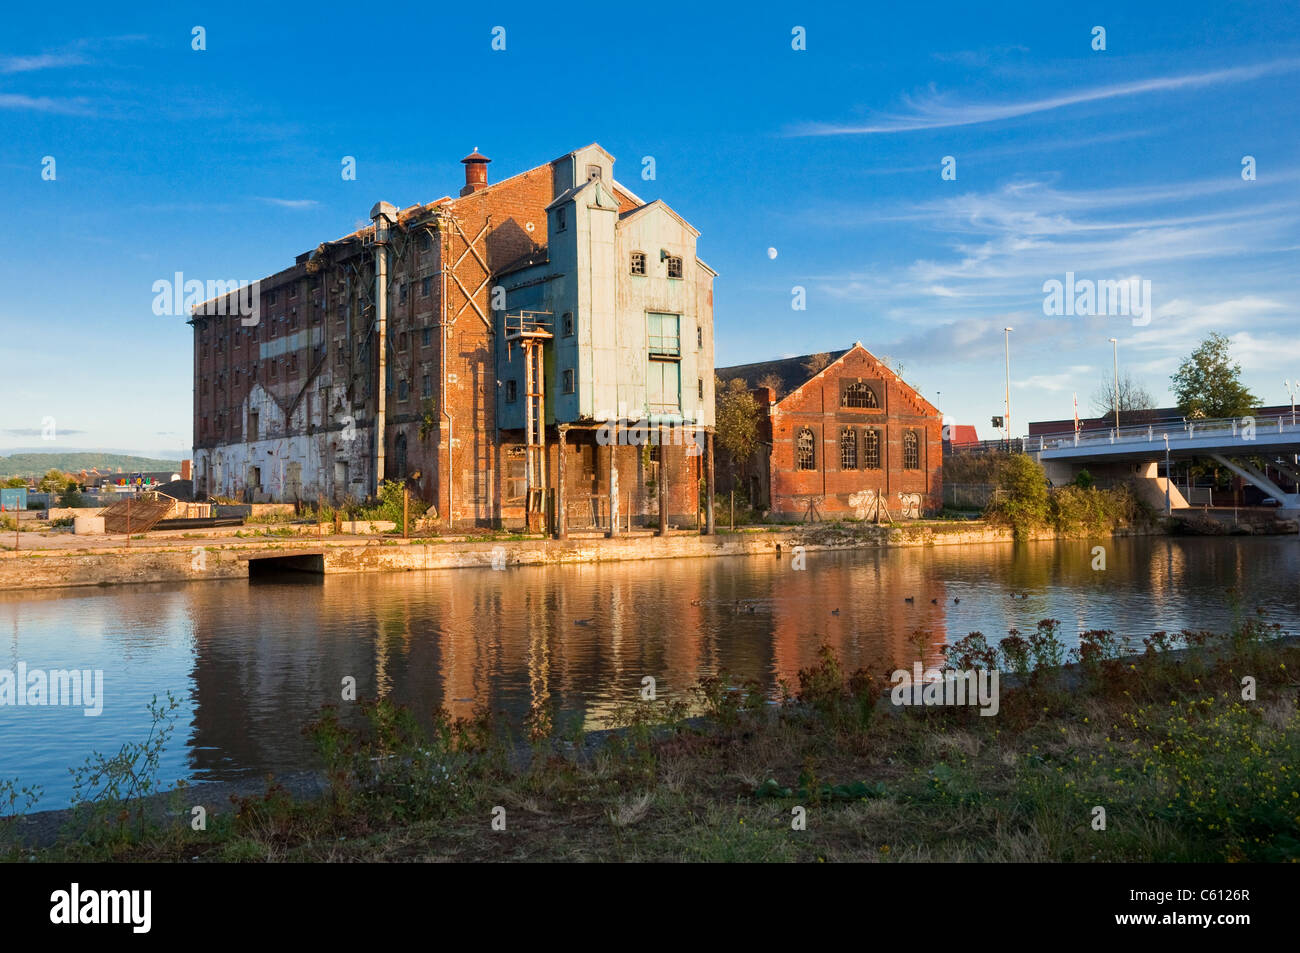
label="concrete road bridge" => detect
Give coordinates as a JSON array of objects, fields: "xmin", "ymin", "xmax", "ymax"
[{"xmin": 1028, "ymin": 413, "xmax": 1300, "ymax": 516}]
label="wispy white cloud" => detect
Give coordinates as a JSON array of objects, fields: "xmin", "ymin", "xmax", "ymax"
[
  {"xmin": 0, "ymin": 93, "xmax": 92, "ymax": 114},
  {"xmin": 930, "ymin": 45, "xmax": 1030, "ymax": 67},
  {"xmin": 0, "ymin": 52, "xmax": 87, "ymax": 73},
  {"xmin": 256, "ymin": 197, "xmax": 319, "ymax": 209},
  {"xmin": 789, "ymin": 59, "xmax": 1300, "ymax": 136}
]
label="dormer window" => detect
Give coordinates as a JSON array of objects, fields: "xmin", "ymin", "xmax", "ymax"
[
  {"xmin": 665, "ymin": 255, "xmax": 683, "ymax": 279},
  {"xmin": 587, "ymin": 164, "xmax": 601, "ymax": 182},
  {"xmin": 630, "ymin": 252, "xmax": 646, "ymax": 275}
]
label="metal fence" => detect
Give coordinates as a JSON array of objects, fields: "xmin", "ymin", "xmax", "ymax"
[{"xmin": 943, "ymin": 483, "xmax": 998, "ymax": 509}]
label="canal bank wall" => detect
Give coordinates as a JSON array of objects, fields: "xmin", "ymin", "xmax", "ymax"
[{"xmin": 0, "ymin": 521, "xmax": 1170, "ymax": 592}]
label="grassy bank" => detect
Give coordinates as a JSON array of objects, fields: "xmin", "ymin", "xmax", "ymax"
[{"xmin": 3, "ymin": 614, "xmax": 1297, "ymax": 863}]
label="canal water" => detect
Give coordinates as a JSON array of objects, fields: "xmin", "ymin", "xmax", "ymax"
[{"xmin": 2, "ymin": 536, "xmax": 1297, "ymax": 809}]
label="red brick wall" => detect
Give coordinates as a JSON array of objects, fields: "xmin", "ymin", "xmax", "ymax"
[
  {"xmin": 767, "ymin": 347, "xmax": 942, "ymax": 518},
  {"xmin": 435, "ymin": 165, "xmax": 555, "ymax": 527}
]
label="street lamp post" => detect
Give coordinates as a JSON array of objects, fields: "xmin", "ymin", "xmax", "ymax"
[
  {"xmin": 1285, "ymin": 379, "xmax": 1296, "ymax": 427},
  {"xmin": 1109, "ymin": 337, "xmax": 1120, "ymax": 433},
  {"xmin": 1003, "ymin": 327, "xmax": 1013, "ymax": 448},
  {"xmin": 1163, "ymin": 433, "xmax": 1171, "ymax": 516}
]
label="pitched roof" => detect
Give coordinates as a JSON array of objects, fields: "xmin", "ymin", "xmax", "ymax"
[
  {"xmin": 718, "ymin": 342, "xmax": 940, "ymax": 417},
  {"xmin": 716, "ymin": 349, "xmax": 852, "ymax": 398}
]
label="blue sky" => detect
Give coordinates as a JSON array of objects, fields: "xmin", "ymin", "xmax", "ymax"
[{"xmin": 1, "ymin": 1, "xmax": 1297, "ymax": 455}]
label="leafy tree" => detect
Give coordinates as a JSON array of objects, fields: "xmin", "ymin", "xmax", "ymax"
[
  {"xmin": 58, "ymin": 481, "xmax": 85, "ymax": 508},
  {"xmin": 1171, "ymin": 333, "xmax": 1258, "ymax": 419},
  {"xmin": 1089, "ymin": 370, "xmax": 1156, "ymax": 424},
  {"xmin": 714, "ymin": 376, "xmax": 759, "ymax": 482},
  {"xmin": 2, "ymin": 477, "xmax": 26, "ymax": 488},
  {"xmin": 37, "ymin": 468, "xmax": 71, "ymax": 493}
]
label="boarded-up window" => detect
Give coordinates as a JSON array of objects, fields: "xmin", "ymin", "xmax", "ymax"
[
  {"xmin": 796, "ymin": 428, "xmax": 815, "ymax": 470},
  {"xmin": 904, "ymin": 430, "xmax": 920, "ymax": 470},
  {"xmin": 648, "ymin": 360, "xmax": 680, "ymax": 413},
  {"xmin": 506, "ymin": 458, "xmax": 526, "ymax": 503},
  {"xmin": 647, "ymin": 312, "xmax": 680, "ymax": 357}
]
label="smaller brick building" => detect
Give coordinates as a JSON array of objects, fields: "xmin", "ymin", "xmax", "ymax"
[{"xmin": 716, "ymin": 343, "xmax": 942, "ymax": 520}]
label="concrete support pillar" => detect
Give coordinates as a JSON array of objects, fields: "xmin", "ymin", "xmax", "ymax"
[
  {"xmin": 705, "ymin": 429, "xmax": 715, "ymax": 535},
  {"xmin": 658, "ymin": 424, "xmax": 668, "ymax": 537},
  {"xmin": 557, "ymin": 426, "xmax": 568, "ymax": 540},
  {"xmin": 607, "ymin": 424, "xmax": 619, "ymax": 538}
]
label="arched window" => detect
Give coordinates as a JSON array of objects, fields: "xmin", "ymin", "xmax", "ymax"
[
  {"xmin": 796, "ymin": 428, "xmax": 816, "ymax": 471},
  {"xmin": 863, "ymin": 429, "xmax": 881, "ymax": 469},
  {"xmin": 903, "ymin": 430, "xmax": 920, "ymax": 470},
  {"xmin": 840, "ymin": 427, "xmax": 857, "ymax": 470},
  {"xmin": 843, "ymin": 382, "xmax": 878, "ymax": 408}
]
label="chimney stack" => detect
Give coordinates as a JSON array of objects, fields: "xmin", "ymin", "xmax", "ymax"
[{"xmin": 460, "ymin": 148, "xmax": 491, "ymax": 196}]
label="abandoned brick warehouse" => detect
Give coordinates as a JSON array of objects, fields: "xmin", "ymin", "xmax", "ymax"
[
  {"xmin": 715, "ymin": 344, "xmax": 943, "ymax": 520},
  {"xmin": 190, "ymin": 144, "xmax": 716, "ymax": 531}
]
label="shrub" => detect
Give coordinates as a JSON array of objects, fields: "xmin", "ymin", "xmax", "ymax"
[{"xmin": 985, "ymin": 454, "xmax": 1050, "ymax": 536}]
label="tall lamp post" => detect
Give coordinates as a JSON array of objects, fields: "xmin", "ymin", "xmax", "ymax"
[
  {"xmin": 1163, "ymin": 433, "xmax": 1171, "ymax": 516},
  {"xmin": 1109, "ymin": 337, "xmax": 1120, "ymax": 432},
  {"xmin": 1003, "ymin": 327, "xmax": 1013, "ymax": 448},
  {"xmin": 1285, "ymin": 379, "xmax": 1297, "ymax": 427}
]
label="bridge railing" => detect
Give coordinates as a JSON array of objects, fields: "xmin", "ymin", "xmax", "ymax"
[{"xmin": 1032, "ymin": 413, "xmax": 1300, "ymax": 452}]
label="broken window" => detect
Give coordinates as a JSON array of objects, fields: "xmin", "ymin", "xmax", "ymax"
[
  {"xmin": 630, "ymin": 251, "xmax": 646, "ymax": 275},
  {"xmin": 840, "ymin": 428, "xmax": 857, "ymax": 470},
  {"xmin": 505, "ymin": 380, "xmax": 517, "ymax": 402},
  {"xmin": 843, "ymin": 381, "xmax": 878, "ymax": 408},
  {"xmin": 562, "ymin": 369, "xmax": 574, "ymax": 394},
  {"xmin": 587, "ymin": 164, "xmax": 601, "ymax": 181},
  {"xmin": 863, "ymin": 429, "xmax": 881, "ymax": 469},
  {"xmin": 665, "ymin": 255, "xmax": 683, "ymax": 279},
  {"xmin": 556, "ymin": 206, "xmax": 567, "ymax": 232},
  {"xmin": 562, "ymin": 312, "xmax": 574, "ymax": 336},
  {"xmin": 904, "ymin": 430, "xmax": 920, "ymax": 470},
  {"xmin": 796, "ymin": 428, "xmax": 815, "ymax": 471},
  {"xmin": 398, "ymin": 379, "xmax": 409, "ymax": 401}
]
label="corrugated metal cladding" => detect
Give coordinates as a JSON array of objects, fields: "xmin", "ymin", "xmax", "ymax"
[
  {"xmin": 1, "ymin": 487, "xmax": 28, "ymax": 510},
  {"xmin": 191, "ymin": 143, "xmax": 715, "ymax": 529}
]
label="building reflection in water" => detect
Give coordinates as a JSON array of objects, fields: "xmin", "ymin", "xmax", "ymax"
[{"xmin": 71, "ymin": 536, "xmax": 1294, "ymax": 785}]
